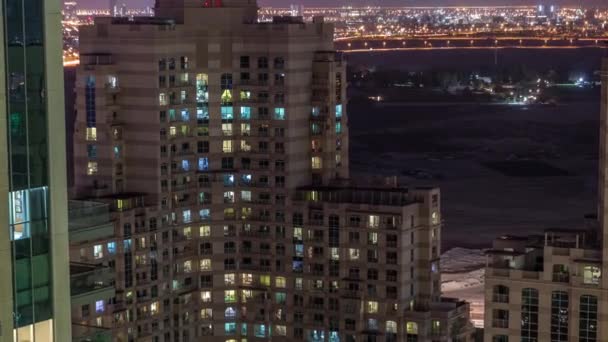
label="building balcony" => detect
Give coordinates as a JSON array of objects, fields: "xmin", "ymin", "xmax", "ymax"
[
  {"xmin": 68, "ymin": 201, "xmax": 114, "ymax": 244},
  {"xmin": 70, "ymin": 263, "xmax": 115, "ymax": 307}
]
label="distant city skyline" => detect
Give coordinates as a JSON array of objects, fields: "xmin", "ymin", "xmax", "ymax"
[{"xmin": 75, "ymin": 0, "xmax": 608, "ymax": 9}]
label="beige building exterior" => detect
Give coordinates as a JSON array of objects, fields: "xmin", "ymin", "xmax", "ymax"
[
  {"xmin": 72, "ymin": 1, "xmax": 475, "ymax": 341},
  {"xmin": 483, "ymin": 58, "xmax": 608, "ymax": 342}
]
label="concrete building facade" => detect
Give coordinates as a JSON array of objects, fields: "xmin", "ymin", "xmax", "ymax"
[
  {"xmin": 0, "ymin": 0, "xmax": 72, "ymax": 341},
  {"xmin": 483, "ymin": 58, "xmax": 608, "ymax": 342},
  {"xmin": 73, "ymin": 1, "xmax": 475, "ymax": 341}
]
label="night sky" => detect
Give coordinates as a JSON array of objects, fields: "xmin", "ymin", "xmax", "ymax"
[{"xmin": 80, "ymin": 0, "xmax": 607, "ymax": 9}]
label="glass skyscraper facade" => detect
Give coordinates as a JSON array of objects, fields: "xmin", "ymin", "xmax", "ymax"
[{"xmin": 0, "ymin": 0, "xmax": 71, "ymax": 340}]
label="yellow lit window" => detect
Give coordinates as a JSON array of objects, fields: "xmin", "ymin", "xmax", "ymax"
[
  {"xmin": 276, "ymin": 277, "xmax": 286, "ymax": 288},
  {"xmin": 200, "ymin": 225, "xmax": 211, "ymax": 237},
  {"xmin": 311, "ymin": 156, "xmax": 322, "ymax": 169},
  {"xmin": 260, "ymin": 275, "xmax": 271, "ymax": 286},
  {"xmin": 87, "ymin": 162, "xmax": 98, "ymax": 175},
  {"xmin": 222, "ymin": 123, "xmax": 233, "ymax": 136},
  {"xmin": 240, "ymin": 140, "xmax": 252, "ymax": 152},
  {"xmin": 348, "ymin": 248, "xmax": 360, "ymax": 260},
  {"xmin": 406, "ymin": 322, "xmax": 418, "ymax": 335},
  {"xmin": 150, "ymin": 302, "xmax": 159, "ymax": 315},
  {"xmin": 86, "ymin": 127, "xmax": 97, "ymax": 141},
  {"xmin": 366, "ymin": 301, "xmax": 378, "ymax": 313},
  {"xmin": 183, "ymin": 226, "xmax": 192, "ymax": 239},
  {"xmin": 223, "ymin": 140, "xmax": 233, "ymax": 153},
  {"xmin": 241, "ymin": 290, "xmax": 253, "ymax": 303},
  {"xmin": 200, "ymin": 308, "xmax": 212, "ymax": 319},
  {"xmin": 169, "ymin": 126, "xmax": 177, "ymax": 137},
  {"xmin": 200, "ymin": 259, "xmax": 211, "ymax": 271}
]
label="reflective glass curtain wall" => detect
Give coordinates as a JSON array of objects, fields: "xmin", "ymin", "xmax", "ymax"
[{"xmin": 2, "ymin": 0, "xmax": 53, "ymax": 339}]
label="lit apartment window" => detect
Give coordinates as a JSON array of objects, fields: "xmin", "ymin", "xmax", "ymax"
[
  {"xmin": 198, "ymin": 157, "xmax": 209, "ymax": 171},
  {"xmin": 169, "ymin": 126, "xmax": 177, "ymax": 137},
  {"xmin": 386, "ymin": 321, "xmax": 397, "ymax": 334},
  {"xmin": 368, "ymin": 215, "xmax": 380, "ymax": 228},
  {"xmin": 181, "ymin": 108, "xmax": 190, "ymax": 121},
  {"xmin": 330, "ymin": 248, "xmax": 339, "ymax": 260},
  {"xmin": 276, "ymin": 277, "xmax": 286, "ymax": 288},
  {"xmin": 201, "ymin": 291, "xmax": 211, "ymax": 303},
  {"xmin": 225, "ymin": 273, "xmax": 236, "ymax": 285},
  {"xmin": 241, "ymin": 191, "xmax": 252, "ymax": 202},
  {"xmin": 432, "ymin": 212, "xmax": 439, "ymax": 225},
  {"xmin": 92, "ymin": 244, "xmax": 103, "ymax": 259},
  {"xmin": 295, "ymin": 278, "xmax": 303, "ymax": 290},
  {"xmin": 95, "ymin": 300, "xmax": 104, "ymax": 313},
  {"xmin": 260, "ymin": 275, "xmax": 271, "ymax": 286},
  {"xmin": 182, "ymin": 210, "xmax": 192, "ymax": 223},
  {"xmin": 224, "ymin": 290, "xmax": 237, "ymax": 303},
  {"xmin": 336, "ymin": 104, "xmax": 343, "ymax": 118},
  {"xmin": 241, "ymin": 123, "xmax": 251, "ymax": 136},
  {"xmin": 240, "ymin": 140, "xmax": 252, "ymax": 152},
  {"xmin": 200, "ymin": 308, "xmax": 212, "ymax": 319},
  {"xmin": 240, "ymin": 90, "xmax": 252, "ymax": 101},
  {"xmin": 183, "ymin": 260, "xmax": 193, "ymax": 273},
  {"xmin": 311, "ymin": 157, "xmax": 322, "ymax": 169},
  {"xmin": 241, "ymin": 106, "xmax": 251, "ymax": 120},
  {"xmin": 150, "ymin": 302, "xmax": 159, "ymax": 315},
  {"xmin": 225, "ymin": 307, "xmax": 237, "ymax": 319},
  {"xmin": 200, "ymin": 225, "xmax": 211, "ymax": 237},
  {"xmin": 242, "ymin": 290, "xmax": 253, "ymax": 303},
  {"xmin": 180, "ymin": 90, "xmax": 187, "ymax": 102},
  {"xmin": 200, "ymin": 259, "xmax": 211, "ymax": 271},
  {"xmin": 241, "ymin": 273, "xmax": 253, "ymax": 285},
  {"xmin": 255, "ymin": 324, "xmax": 267, "ymax": 338},
  {"xmin": 274, "ymin": 107, "xmax": 286, "ymax": 120},
  {"xmin": 583, "ymin": 266, "xmax": 601, "ymax": 285},
  {"xmin": 348, "ymin": 248, "xmax": 360, "ymax": 260},
  {"xmin": 221, "ymin": 106, "xmax": 234, "ymax": 120},
  {"xmin": 107, "ymin": 242, "xmax": 116, "ymax": 254},
  {"xmin": 87, "ymin": 162, "xmax": 98, "ymax": 176},
  {"xmin": 159, "ymin": 93, "xmax": 167, "ymax": 106},
  {"xmin": 406, "ymin": 322, "xmax": 418, "ymax": 335},
  {"xmin": 86, "ymin": 127, "xmax": 97, "ymax": 141},
  {"xmin": 223, "ymin": 140, "xmax": 233, "ymax": 153},
  {"xmin": 222, "ymin": 123, "xmax": 233, "ymax": 136},
  {"xmin": 336, "ymin": 122, "xmax": 342, "ymax": 134},
  {"xmin": 366, "ymin": 301, "xmax": 378, "ymax": 314}
]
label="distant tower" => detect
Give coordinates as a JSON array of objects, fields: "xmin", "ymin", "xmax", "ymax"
[{"xmin": 109, "ymin": 0, "xmax": 117, "ymax": 16}]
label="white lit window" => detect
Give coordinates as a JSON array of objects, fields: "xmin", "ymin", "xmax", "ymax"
[
  {"xmin": 200, "ymin": 259, "xmax": 211, "ymax": 271},
  {"xmin": 169, "ymin": 126, "xmax": 177, "ymax": 137},
  {"xmin": 159, "ymin": 93, "xmax": 167, "ymax": 106},
  {"xmin": 369, "ymin": 215, "xmax": 380, "ymax": 228},
  {"xmin": 583, "ymin": 266, "xmax": 601, "ymax": 285},
  {"xmin": 93, "ymin": 244, "xmax": 103, "ymax": 259},
  {"xmin": 95, "ymin": 300, "xmax": 105, "ymax": 313},
  {"xmin": 87, "ymin": 162, "xmax": 98, "ymax": 176},
  {"xmin": 183, "ymin": 260, "xmax": 192, "ymax": 273},
  {"xmin": 432, "ymin": 212, "xmax": 439, "ymax": 225},
  {"xmin": 295, "ymin": 277, "xmax": 303, "ymax": 290},
  {"xmin": 276, "ymin": 325, "xmax": 287, "ymax": 336},
  {"xmin": 241, "ymin": 273, "xmax": 253, "ymax": 285},
  {"xmin": 311, "ymin": 156, "xmax": 322, "ymax": 169},
  {"xmin": 366, "ymin": 301, "xmax": 378, "ymax": 314},
  {"xmin": 330, "ymin": 247, "xmax": 340, "ymax": 260},
  {"xmin": 386, "ymin": 321, "xmax": 397, "ymax": 334},
  {"xmin": 222, "ymin": 123, "xmax": 233, "ymax": 136},
  {"xmin": 241, "ymin": 191, "xmax": 252, "ymax": 202},
  {"xmin": 201, "ymin": 291, "xmax": 212, "ymax": 303},
  {"xmin": 150, "ymin": 302, "xmax": 159, "ymax": 315},
  {"xmin": 225, "ymin": 273, "xmax": 236, "ymax": 285},
  {"xmin": 349, "ymin": 248, "xmax": 360, "ymax": 260}
]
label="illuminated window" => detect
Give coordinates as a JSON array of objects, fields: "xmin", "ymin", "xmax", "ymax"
[
  {"xmin": 199, "ymin": 208, "xmax": 211, "ymax": 220},
  {"xmin": 241, "ymin": 289, "xmax": 253, "ymax": 303},
  {"xmin": 369, "ymin": 215, "xmax": 380, "ymax": 228},
  {"xmin": 107, "ymin": 242, "xmax": 116, "ymax": 254},
  {"xmin": 276, "ymin": 277, "xmax": 286, "ymax": 288},
  {"xmin": 336, "ymin": 122, "xmax": 342, "ymax": 134},
  {"xmin": 225, "ymin": 307, "xmax": 237, "ymax": 319},
  {"xmin": 386, "ymin": 321, "xmax": 397, "ymax": 334},
  {"xmin": 241, "ymin": 273, "xmax": 253, "ymax": 285},
  {"xmin": 312, "ymin": 106, "xmax": 320, "ymax": 116},
  {"xmin": 169, "ymin": 126, "xmax": 177, "ymax": 137},
  {"xmin": 223, "ymin": 140, "xmax": 233, "ymax": 153},
  {"xmin": 224, "ymin": 290, "xmax": 237, "ymax": 303},
  {"xmin": 274, "ymin": 107, "xmax": 286, "ymax": 120},
  {"xmin": 330, "ymin": 248, "xmax": 339, "ymax": 260},
  {"xmin": 349, "ymin": 248, "xmax": 360, "ymax": 260},
  {"xmin": 241, "ymin": 191, "xmax": 252, "ymax": 202},
  {"xmin": 241, "ymin": 106, "xmax": 251, "ymax": 120},
  {"xmin": 276, "ymin": 325, "xmax": 287, "ymax": 336},
  {"xmin": 241, "ymin": 123, "xmax": 251, "ymax": 135},
  {"xmin": 432, "ymin": 212, "xmax": 439, "ymax": 225},
  {"xmin": 406, "ymin": 322, "xmax": 418, "ymax": 335},
  {"xmin": 183, "ymin": 260, "xmax": 192, "ymax": 273},
  {"xmin": 150, "ymin": 301, "xmax": 159, "ymax": 315},
  {"xmin": 159, "ymin": 92, "xmax": 167, "ymax": 106},
  {"xmin": 198, "ymin": 157, "xmax": 209, "ymax": 171},
  {"xmin": 295, "ymin": 277, "xmax": 303, "ymax": 290},
  {"xmin": 200, "ymin": 259, "xmax": 211, "ymax": 271},
  {"xmin": 93, "ymin": 244, "xmax": 103, "ymax": 259},
  {"xmin": 275, "ymin": 292, "xmax": 286, "ymax": 304},
  {"xmin": 254, "ymin": 324, "xmax": 267, "ymax": 338},
  {"xmin": 583, "ymin": 266, "xmax": 601, "ymax": 285},
  {"xmin": 240, "ymin": 90, "xmax": 252, "ymax": 100},
  {"xmin": 182, "ymin": 210, "xmax": 192, "ymax": 223},
  {"xmin": 260, "ymin": 275, "xmax": 271, "ymax": 286},
  {"xmin": 311, "ymin": 157, "xmax": 322, "ymax": 169},
  {"xmin": 336, "ymin": 104, "xmax": 343, "ymax": 118},
  {"xmin": 200, "ymin": 225, "xmax": 211, "ymax": 237},
  {"xmin": 200, "ymin": 308, "xmax": 212, "ymax": 319},
  {"xmin": 86, "ymin": 128, "xmax": 97, "ymax": 141},
  {"xmin": 95, "ymin": 300, "xmax": 105, "ymax": 313},
  {"xmin": 200, "ymin": 291, "xmax": 211, "ymax": 303},
  {"xmin": 222, "ymin": 123, "xmax": 233, "ymax": 136},
  {"xmin": 240, "ymin": 140, "xmax": 252, "ymax": 152},
  {"xmin": 225, "ymin": 273, "xmax": 236, "ymax": 285},
  {"xmin": 87, "ymin": 162, "xmax": 98, "ymax": 175}
]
